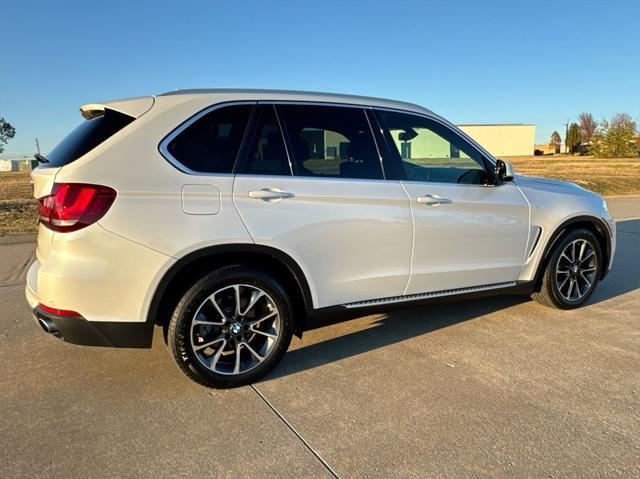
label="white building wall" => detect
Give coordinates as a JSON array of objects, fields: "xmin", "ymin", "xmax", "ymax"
[{"xmin": 459, "ymin": 124, "xmax": 535, "ymax": 157}]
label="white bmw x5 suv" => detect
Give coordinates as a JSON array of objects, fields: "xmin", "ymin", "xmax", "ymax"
[{"xmin": 26, "ymin": 89, "xmax": 616, "ymax": 388}]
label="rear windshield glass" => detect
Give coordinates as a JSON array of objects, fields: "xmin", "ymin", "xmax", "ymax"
[{"xmin": 42, "ymin": 109, "xmax": 135, "ymax": 168}]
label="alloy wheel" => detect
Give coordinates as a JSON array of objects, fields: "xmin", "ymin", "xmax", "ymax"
[
  {"xmin": 555, "ymin": 239, "xmax": 598, "ymax": 302},
  {"xmin": 189, "ymin": 284, "xmax": 281, "ymax": 375}
]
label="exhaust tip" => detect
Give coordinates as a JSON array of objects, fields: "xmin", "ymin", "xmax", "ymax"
[
  {"xmin": 38, "ymin": 317, "xmax": 52, "ymax": 332},
  {"xmin": 38, "ymin": 317, "xmax": 62, "ymax": 338}
]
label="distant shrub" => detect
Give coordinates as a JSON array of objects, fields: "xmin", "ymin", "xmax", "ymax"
[{"xmin": 590, "ymin": 113, "xmax": 639, "ymax": 158}]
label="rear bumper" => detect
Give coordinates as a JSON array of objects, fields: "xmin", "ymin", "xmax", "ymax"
[
  {"xmin": 26, "ymin": 223, "xmax": 174, "ymax": 323},
  {"xmin": 24, "ymin": 223, "xmax": 172, "ymax": 348},
  {"xmin": 31, "ymin": 304, "xmax": 153, "ymax": 348}
]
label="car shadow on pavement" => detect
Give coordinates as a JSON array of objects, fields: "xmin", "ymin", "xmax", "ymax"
[
  {"xmin": 266, "ymin": 219, "xmax": 639, "ymax": 381},
  {"xmin": 268, "ymin": 294, "xmax": 528, "ymax": 380},
  {"xmin": 588, "ymin": 219, "xmax": 639, "ymax": 305}
]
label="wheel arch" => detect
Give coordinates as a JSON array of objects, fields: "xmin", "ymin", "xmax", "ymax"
[
  {"xmin": 534, "ymin": 215, "xmax": 612, "ymax": 288},
  {"xmin": 146, "ymin": 244, "xmax": 314, "ymax": 337}
]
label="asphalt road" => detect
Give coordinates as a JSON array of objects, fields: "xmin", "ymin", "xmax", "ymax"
[{"xmin": 1, "ymin": 198, "xmax": 639, "ymax": 478}]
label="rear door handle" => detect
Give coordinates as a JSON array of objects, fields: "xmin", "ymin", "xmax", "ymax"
[
  {"xmin": 248, "ymin": 188, "xmax": 295, "ymax": 201},
  {"xmin": 416, "ymin": 194, "xmax": 452, "ymax": 206}
]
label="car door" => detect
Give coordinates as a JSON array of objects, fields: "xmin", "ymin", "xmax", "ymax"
[
  {"xmin": 233, "ymin": 103, "xmax": 412, "ymax": 308},
  {"xmin": 374, "ymin": 109, "xmax": 530, "ymax": 295}
]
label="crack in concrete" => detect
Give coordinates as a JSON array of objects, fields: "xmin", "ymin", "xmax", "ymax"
[{"xmin": 251, "ymin": 384, "xmax": 340, "ymax": 479}]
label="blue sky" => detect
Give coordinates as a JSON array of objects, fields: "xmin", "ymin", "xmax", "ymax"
[{"xmin": 1, "ymin": 0, "xmax": 638, "ymax": 155}]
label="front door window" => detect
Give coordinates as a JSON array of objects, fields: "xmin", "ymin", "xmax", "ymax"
[{"xmin": 377, "ymin": 110, "xmax": 491, "ymax": 185}]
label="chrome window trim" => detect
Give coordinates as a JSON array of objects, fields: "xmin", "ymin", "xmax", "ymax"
[
  {"xmin": 158, "ymin": 98, "xmax": 496, "ymax": 178},
  {"xmin": 258, "ymin": 99, "xmax": 380, "ymax": 109},
  {"xmin": 400, "ymin": 179, "xmax": 501, "ymax": 189},
  {"xmin": 158, "ymin": 100, "xmax": 257, "ymax": 176},
  {"xmin": 230, "ymin": 173, "xmax": 399, "ymax": 185}
]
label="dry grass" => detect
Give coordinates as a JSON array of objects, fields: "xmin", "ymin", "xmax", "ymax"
[
  {"xmin": 0, "ymin": 171, "xmax": 38, "ymax": 236},
  {"xmin": 0, "ymin": 171, "xmax": 33, "ymax": 201},
  {"xmin": 505, "ymin": 156, "xmax": 640, "ymax": 196},
  {"xmin": 1, "ymin": 157, "xmax": 639, "ymax": 235},
  {"xmin": 0, "ymin": 200, "xmax": 38, "ymax": 235}
]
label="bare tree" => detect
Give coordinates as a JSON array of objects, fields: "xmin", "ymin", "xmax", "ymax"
[{"xmin": 578, "ymin": 113, "xmax": 597, "ymax": 144}]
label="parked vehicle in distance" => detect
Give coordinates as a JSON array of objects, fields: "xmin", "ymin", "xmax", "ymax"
[{"xmin": 26, "ymin": 90, "xmax": 616, "ymax": 388}]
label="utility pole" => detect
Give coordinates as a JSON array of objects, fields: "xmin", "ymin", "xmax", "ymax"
[
  {"xmin": 35, "ymin": 138, "xmax": 41, "ymax": 155},
  {"xmin": 564, "ymin": 119, "xmax": 569, "ymax": 154}
]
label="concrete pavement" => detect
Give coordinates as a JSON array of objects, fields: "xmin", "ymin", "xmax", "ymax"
[
  {"xmin": 606, "ymin": 195, "xmax": 640, "ymax": 220},
  {"xmin": 1, "ymin": 198, "xmax": 638, "ymax": 478}
]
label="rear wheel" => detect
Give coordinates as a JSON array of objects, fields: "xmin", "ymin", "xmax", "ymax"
[
  {"xmin": 167, "ymin": 265, "xmax": 293, "ymax": 388},
  {"xmin": 532, "ymin": 229, "xmax": 601, "ymax": 309}
]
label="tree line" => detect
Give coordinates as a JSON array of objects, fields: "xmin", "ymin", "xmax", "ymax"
[
  {"xmin": 550, "ymin": 113, "xmax": 639, "ymax": 158},
  {"xmin": 0, "ymin": 117, "xmax": 16, "ymax": 154}
]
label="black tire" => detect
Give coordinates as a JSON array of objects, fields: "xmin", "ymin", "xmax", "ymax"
[
  {"xmin": 167, "ymin": 265, "xmax": 294, "ymax": 388},
  {"xmin": 531, "ymin": 228, "xmax": 602, "ymax": 309}
]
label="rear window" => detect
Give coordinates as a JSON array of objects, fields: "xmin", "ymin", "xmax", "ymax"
[
  {"xmin": 240, "ymin": 105, "xmax": 291, "ymax": 176},
  {"xmin": 278, "ymin": 105, "xmax": 383, "ymax": 180},
  {"xmin": 43, "ymin": 109, "xmax": 134, "ymax": 168},
  {"xmin": 166, "ymin": 105, "xmax": 253, "ymax": 173}
]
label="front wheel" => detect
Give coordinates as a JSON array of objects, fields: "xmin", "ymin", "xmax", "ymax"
[
  {"xmin": 167, "ymin": 266, "xmax": 294, "ymax": 388},
  {"xmin": 532, "ymin": 229, "xmax": 602, "ymax": 309}
]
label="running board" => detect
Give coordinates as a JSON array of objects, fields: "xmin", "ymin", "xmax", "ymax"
[{"xmin": 343, "ymin": 281, "xmax": 518, "ymax": 309}]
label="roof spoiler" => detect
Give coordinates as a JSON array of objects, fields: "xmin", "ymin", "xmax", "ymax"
[{"xmin": 80, "ymin": 95, "xmax": 155, "ymax": 120}]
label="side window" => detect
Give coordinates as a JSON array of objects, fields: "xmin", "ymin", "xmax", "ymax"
[
  {"xmin": 278, "ymin": 105, "xmax": 383, "ymax": 180},
  {"xmin": 377, "ymin": 110, "xmax": 490, "ymax": 185},
  {"xmin": 241, "ymin": 105, "xmax": 291, "ymax": 176},
  {"xmin": 166, "ymin": 104, "xmax": 252, "ymax": 173}
]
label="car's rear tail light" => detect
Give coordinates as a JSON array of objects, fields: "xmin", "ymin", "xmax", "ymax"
[
  {"xmin": 37, "ymin": 183, "xmax": 116, "ymax": 232},
  {"xmin": 38, "ymin": 303, "xmax": 81, "ymax": 317}
]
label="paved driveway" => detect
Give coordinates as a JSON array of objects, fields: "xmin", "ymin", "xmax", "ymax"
[{"xmin": 1, "ymin": 199, "xmax": 638, "ymax": 478}]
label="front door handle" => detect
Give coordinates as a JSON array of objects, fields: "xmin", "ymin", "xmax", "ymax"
[
  {"xmin": 248, "ymin": 188, "xmax": 295, "ymax": 201},
  {"xmin": 416, "ymin": 194, "xmax": 452, "ymax": 206}
]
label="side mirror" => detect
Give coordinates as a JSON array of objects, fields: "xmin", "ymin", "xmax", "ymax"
[{"xmin": 495, "ymin": 159, "xmax": 515, "ymax": 183}]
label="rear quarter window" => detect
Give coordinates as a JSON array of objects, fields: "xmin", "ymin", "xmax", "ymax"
[
  {"xmin": 165, "ymin": 104, "xmax": 253, "ymax": 174},
  {"xmin": 43, "ymin": 109, "xmax": 134, "ymax": 168}
]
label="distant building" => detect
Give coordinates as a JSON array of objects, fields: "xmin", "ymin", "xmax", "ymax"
[
  {"xmin": 0, "ymin": 158, "xmax": 38, "ymax": 171},
  {"xmin": 534, "ymin": 144, "xmax": 557, "ymax": 155},
  {"xmin": 458, "ymin": 124, "xmax": 535, "ymax": 157}
]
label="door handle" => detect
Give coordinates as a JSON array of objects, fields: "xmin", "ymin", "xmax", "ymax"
[
  {"xmin": 248, "ymin": 188, "xmax": 295, "ymax": 201},
  {"xmin": 416, "ymin": 194, "xmax": 452, "ymax": 206}
]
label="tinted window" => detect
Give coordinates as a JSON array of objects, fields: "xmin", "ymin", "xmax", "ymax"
[
  {"xmin": 241, "ymin": 105, "xmax": 291, "ymax": 176},
  {"xmin": 278, "ymin": 105, "xmax": 383, "ymax": 180},
  {"xmin": 377, "ymin": 110, "xmax": 490, "ymax": 185},
  {"xmin": 167, "ymin": 104, "xmax": 252, "ymax": 173},
  {"xmin": 43, "ymin": 109, "xmax": 134, "ymax": 168}
]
